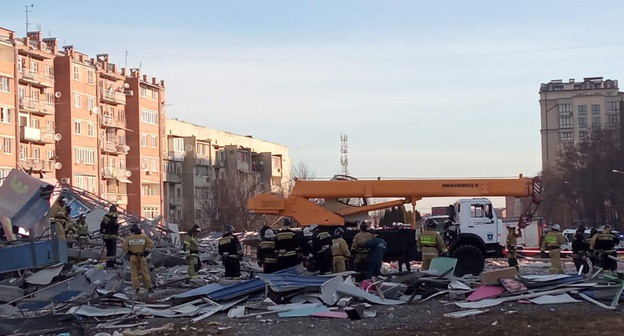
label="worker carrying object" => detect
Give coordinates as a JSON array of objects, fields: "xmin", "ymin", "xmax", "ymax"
[
  {"xmin": 313, "ymin": 228, "xmax": 333, "ymax": 275},
  {"xmin": 275, "ymin": 218, "xmax": 300, "ymax": 271},
  {"xmin": 257, "ymin": 229, "xmax": 278, "ymax": 274},
  {"xmin": 183, "ymin": 224, "xmax": 201, "ymax": 282},
  {"xmin": 100, "ymin": 204, "xmax": 119, "ymax": 268},
  {"xmin": 331, "ymin": 228, "xmax": 350, "ymax": 273},
  {"xmin": 219, "ymin": 225, "xmax": 243, "ymax": 278},
  {"xmin": 417, "ymin": 219, "xmax": 448, "ymax": 271},
  {"xmin": 541, "ymin": 224, "xmax": 566, "ymax": 274},
  {"xmin": 351, "ymin": 222, "xmax": 374, "ymax": 282},
  {"xmin": 590, "ymin": 225, "xmax": 620, "ymax": 274},
  {"xmin": 571, "ymin": 227, "xmax": 590, "ymax": 275},
  {"xmin": 506, "ymin": 223, "xmax": 521, "ymax": 269},
  {"xmin": 122, "ymin": 224, "xmax": 154, "ymax": 293}
]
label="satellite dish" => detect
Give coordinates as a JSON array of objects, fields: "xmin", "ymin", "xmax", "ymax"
[
  {"xmin": 184, "ymin": 144, "xmax": 194, "ymax": 152},
  {"xmin": 167, "ymin": 156, "xmax": 173, "ymax": 160},
  {"xmin": 75, "ymin": 159, "xmax": 82, "ymax": 165},
  {"xmin": 54, "ymin": 162, "xmax": 63, "ymax": 169},
  {"xmin": 54, "ymin": 133, "xmax": 62, "ymax": 141},
  {"xmin": 124, "ymin": 145, "xmax": 130, "ymax": 151},
  {"xmin": 125, "ymin": 170, "xmax": 132, "ymax": 177},
  {"xmin": 54, "ymin": 91, "xmax": 62, "ymax": 98},
  {"xmin": 124, "ymin": 83, "xmax": 130, "ymax": 89}
]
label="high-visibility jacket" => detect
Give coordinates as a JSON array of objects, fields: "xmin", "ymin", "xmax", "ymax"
[
  {"xmin": 183, "ymin": 235, "xmax": 200, "ymax": 255},
  {"xmin": 541, "ymin": 232, "xmax": 565, "ymax": 251},
  {"xmin": 417, "ymin": 229, "xmax": 447, "ymax": 253},
  {"xmin": 257, "ymin": 239, "xmax": 277, "ymax": 265},
  {"xmin": 122, "ymin": 234, "xmax": 154, "ymax": 256},
  {"xmin": 219, "ymin": 233, "xmax": 242, "ymax": 258}
]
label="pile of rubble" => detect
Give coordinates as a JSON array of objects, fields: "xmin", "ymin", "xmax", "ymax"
[{"xmin": 2, "ymin": 246, "xmax": 624, "ymax": 336}]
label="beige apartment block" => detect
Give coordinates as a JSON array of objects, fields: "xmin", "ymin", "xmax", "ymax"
[
  {"xmin": 125, "ymin": 70, "xmax": 165, "ymax": 219},
  {"xmin": 0, "ymin": 28, "xmax": 17, "ymax": 179},
  {"xmin": 165, "ymin": 118, "xmax": 290, "ymax": 230},
  {"xmin": 540, "ymin": 77, "xmax": 623, "ymax": 171}
]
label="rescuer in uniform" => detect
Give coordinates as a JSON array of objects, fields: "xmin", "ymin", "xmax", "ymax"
[
  {"xmin": 541, "ymin": 224, "xmax": 566, "ymax": 274},
  {"xmin": 571, "ymin": 228, "xmax": 590, "ymax": 275},
  {"xmin": 300, "ymin": 226, "xmax": 315, "ymax": 271},
  {"xmin": 417, "ymin": 219, "xmax": 448, "ymax": 271},
  {"xmin": 313, "ymin": 227, "xmax": 333, "ymax": 274},
  {"xmin": 331, "ymin": 227, "xmax": 350, "ymax": 273},
  {"xmin": 183, "ymin": 224, "xmax": 201, "ymax": 282},
  {"xmin": 506, "ymin": 223, "xmax": 521, "ymax": 270},
  {"xmin": 122, "ymin": 224, "xmax": 154, "ymax": 293},
  {"xmin": 351, "ymin": 222, "xmax": 374, "ymax": 282},
  {"xmin": 275, "ymin": 218, "xmax": 300, "ymax": 270},
  {"xmin": 257, "ymin": 229, "xmax": 278, "ymax": 274},
  {"xmin": 219, "ymin": 225, "xmax": 243, "ymax": 278},
  {"xmin": 591, "ymin": 225, "xmax": 620, "ymax": 274},
  {"xmin": 587, "ymin": 228, "xmax": 600, "ymax": 270},
  {"xmin": 75, "ymin": 213, "xmax": 90, "ymax": 246},
  {"xmin": 100, "ymin": 204, "xmax": 119, "ymax": 268},
  {"xmin": 50, "ymin": 197, "xmax": 69, "ymax": 240},
  {"xmin": 361, "ymin": 230, "xmax": 388, "ymax": 279}
]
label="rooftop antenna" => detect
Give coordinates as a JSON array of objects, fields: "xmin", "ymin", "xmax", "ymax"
[
  {"xmin": 340, "ymin": 134, "xmax": 349, "ymax": 176},
  {"xmin": 25, "ymin": 4, "xmax": 33, "ymax": 34},
  {"xmin": 125, "ymin": 50, "xmax": 128, "ymax": 69}
]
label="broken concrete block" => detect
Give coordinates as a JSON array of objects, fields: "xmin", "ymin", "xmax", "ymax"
[{"xmin": 480, "ymin": 267, "xmax": 517, "ymax": 285}]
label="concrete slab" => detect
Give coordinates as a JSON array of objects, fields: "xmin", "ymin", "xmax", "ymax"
[{"xmin": 26, "ymin": 264, "xmax": 64, "ymax": 285}]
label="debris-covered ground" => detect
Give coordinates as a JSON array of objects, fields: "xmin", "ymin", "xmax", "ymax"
[{"xmin": 3, "ymin": 247, "xmax": 624, "ymax": 336}]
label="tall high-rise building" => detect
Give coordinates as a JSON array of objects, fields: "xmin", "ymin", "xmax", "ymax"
[
  {"xmin": 540, "ymin": 77, "xmax": 622, "ymax": 171},
  {"xmin": 0, "ymin": 28, "xmax": 17, "ymax": 179},
  {"xmin": 124, "ymin": 70, "xmax": 165, "ymax": 218}
]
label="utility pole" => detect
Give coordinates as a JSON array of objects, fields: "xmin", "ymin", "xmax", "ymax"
[
  {"xmin": 340, "ymin": 134, "xmax": 349, "ymax": 176},
  {"xmin": 25, "ymin": 4, "xmax": 33, "ymax": 34}
]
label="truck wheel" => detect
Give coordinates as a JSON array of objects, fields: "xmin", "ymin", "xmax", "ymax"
[{"xmin": 451, "ymin": 245, "xmax": 485, "ymax": 276}]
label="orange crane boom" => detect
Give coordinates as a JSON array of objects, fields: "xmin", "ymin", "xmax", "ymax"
[{"xmin": 248, "ymin": 176, "xmax": 541, "ymax": 227}]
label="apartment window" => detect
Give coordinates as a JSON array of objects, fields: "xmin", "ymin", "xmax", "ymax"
[
  {"xmin": 558, "ymin": 104, "xmax": 572, "ymax": 115},
  {"xmin": 140, "ymin": 109, "xmax": 158, "ymax": 124},
  {"xmin": 607, "ymin": 114, "xmax": 619, "ymax": 125},
  {"xmin": 45, "ymin": 65, "xmax": 53, "ymax": 77},
  {"xmin": 579, "ymin": 131, "xmax": 588, "ymax": 141},
  {"xmin": 577, "ymin": 105, "xmax": 587, "ymax": 115},
  {"xmin": 151, "ymin": 89, "xmax": 158, "ymax": 99},
  {"xmin": 74, "ymin": 147, "xmax": 95, "ymax": 164},
  {"xmin": 197, "ymin": 143, "xmax": 209, "ymax": 156},
  {"xmin": 578, "ymin": 117, "xmax": 587, "ymax": 128},
  {"xmin": 46, "ymin": 121, "xmax": 54, "ymax": 131},
  {"xmin": 87, "ymin": 70, "xmax": 95, "ymax": 85},
  {"xmin": 0, "ymin": 107, "xmax": 11, "ymax": 123},
  {"xmin": 272, "ymin": 156, "xmax": 282, "ymax": 169},
  {"xmin": 32, "ymin": 147, "xmax": 40, "ymax": 161},
  {"xmin": 19, "ymin": 145, "xmax": 26, "ymax": 160},
  {"xmin": 2, "ymin": 138, "xmax": 11, "ymax": 154},
  {"xmin": 31, "ymin": 118, "xmax": 39, "ymax": 129},
  {"xmin": 74, "ymin": 120, "xmax": 82, "ymax": 134},
  {"xmin": 142, "ymin": 185, "xmax": 154, "ymax": 196},
  {"xmin": 119, "ymin": 159, "xmax": 125, "ymax": 169},
  {"xmin": 87, "ymin": 122, "xmax": 95, "ymax": 137},
  {"xmin": 73, "ymin": 65, "xmax": 80, "ymax": 80},
  {"xmin": 47, "ymin": 149, "xmax": 54, "ymax": 160},
  {"xmin": 607, "ymin": 101, "xmax": 619, "ymax": 112},
  {"xmin": 31, "ymin": 61, "xmax": 38, "ymax": 73},
  {"xmin": 0, "ymin": 77, "xmax": 10, "ymax": 93},
  {"xmin": 30, "ymin": 88, "xmax": 39, "ymax": 101},
  {"xmin": 87, "ymin": 97, "xmax": 94, "ymax": 110},
  {"xmin": 142, "ymin": 206, "xmax": 159, "ymax": 219},
  {"xmin": 592, "ymin": 116, "xmax": 601, "ymax": 126},
  {"xmin": 151, "ymin": 159, "xmax": 158, "ymax": 172},
  {"xmin": 196, "ymin": 165, "xmax": 210, "ymax": 177},
  {"xmin": 172, "ymin": 138, "xmax": 184, "ymax": 152},
  {"xmin": 140, "ymin": 86, "xmax": 147, "ymax": 97},
  {"xmin": 151, "ymin": 135, "xmax": 158, "ymax": 148},
  {"xmin": 141, "ymin": 133, "xmax": 147, "ymax": 147},
  {"xmin": 238, "ymin": 151, "xmax": 249, "ymax": 163},
  {"xmin": 559, "ymin": 131, "xmax": 573, "ymax": 142},
  {"xmin": 18, "ymin": 86, "xmax": 25, "ymax": 99},
  {"xmin": 74, "ymin": 175, "xmax": 97, "ymax": 193},
  {"xmin": 142, "ymin": 158, "xmax": 149, "ymax": 170},
  {"xmin": 592, "ymin": 104, "xmax": 601, "ymax": 114},
  {"xmin": 46, "ymin": 93, "xmax": 53, "ymax": 103},
  {"xmin": 73, "ymin": 93, "xmax": 81, "ymax": 108},
  {"xmin": 17, "ymin": 57, "xmax": 23, "ymax": 72}
]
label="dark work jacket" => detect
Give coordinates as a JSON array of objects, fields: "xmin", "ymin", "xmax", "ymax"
[
  {"xmin": 361, "ymin": 237, "xmax": 387, "ymax": 264},
  {"xmin": 572, "ymin": 236, "xmax": 588, "ymax": 255},
  {"xmin": 99, "ymin": 213, "xmax": 119, "ymax": 237}
]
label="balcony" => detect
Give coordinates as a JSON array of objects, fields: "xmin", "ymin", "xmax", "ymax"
[
  {"xmin": 164, "ymin": 171, "xmax": 182, "ymax": 183},
  {"xmin": 19, "ymin": 70, "xmax": 53, "ymax": 88},
  {"xmin": 196, "ymin": 157, "xmax": 211, "ymax": 166},
  {"xmin": 101, "ymin": 115, "xmax": 126, "ymax": 129},
  {"xmin": 100, "ymin": 90, "xmax": 126, "ymax": 105},
  {"xmin": 102, "ymin": 167, "xmax": 116, "ymax": 179},
  {"xmin": 19, "ymin": 98, "xmax": 54, "ymax": 115},
  {"xmin": 115, "ymin": 169, "xmax": 131, "ymax": 180},
  {"xmin": 20, "ymin": 126, "xmax": 41, "ymax": 142},
  {"xmin": 102, "ymin": 193, "xmax": 128, "ymax": 205},
  {"xmin": 167, "ymin": 151, "xmax": 185, "ymax": 162},
  {"xmin": 20, "ymin": 158, "xmax": 54, "ymax": 172},
  {"xmin": 101, "ymin": 140, "xmax": 128, "ymax": 155},
  {"xmin": 168, "ymin": 197, "xmax": 182, "ymax": 205}
]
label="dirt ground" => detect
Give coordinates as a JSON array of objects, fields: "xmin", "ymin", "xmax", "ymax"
[{"xmin": 86, "ymin": 300, "xmax": 624, "ymax": 336}]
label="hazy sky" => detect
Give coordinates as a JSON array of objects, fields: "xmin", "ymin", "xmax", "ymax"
[{"xmin": 3, "ymin": 1, "xmax": 624, "ymax": 212}]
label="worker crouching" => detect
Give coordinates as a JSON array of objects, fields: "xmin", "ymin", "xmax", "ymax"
[
  {"xmin": 219, "ymin": 225, "xmax": 243, "ymax": 278},
  {"xmin": 417, "ymin": 219, "xmax": 448, "ymax": 270},
  {"xmin": 591, "ymin": 225, "xmax": 620, "ymax": 274},
  {"xmin": 541, "ymin": 224, "xmax": 566, "ymax": 274},
  {"xmin": 122, "ymin": 224, "xmax": 154, "ymax": 293}
]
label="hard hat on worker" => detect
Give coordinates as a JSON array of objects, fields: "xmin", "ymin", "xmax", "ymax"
[
  {"xmin": 130, "ymin": 224, "xmax": 141, "ymax": 234},
  {"xmin": 551, "ymin": 224, "xmax": 561, "ymax": 231},
  {"xmin": 264, "ymin": 229, "xmax": 275, "ymax": 239},
  {"xmin": 426, "ymin": 219, "xmax": 437, "ymax": 229}
]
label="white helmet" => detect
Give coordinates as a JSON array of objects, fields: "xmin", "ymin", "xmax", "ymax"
[
  {"xmin": 264, "ymin": 229, "xmax": 275, "ymax": 239},
  {"xmin": 303, "ymin": 227, "xmax": 313, "ymax": 237},
  {"xmin": 551, "ymin": 224, "xmax": 561, "ymax": 231}
]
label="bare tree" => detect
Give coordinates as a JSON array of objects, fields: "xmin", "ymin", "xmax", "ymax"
[{"xmin": 291, "ymin": 161, "xmax": 315, "ymax": 183}]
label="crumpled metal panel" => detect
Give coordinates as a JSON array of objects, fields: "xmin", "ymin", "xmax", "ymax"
[{"xmin": 0, "ymin": 169, "xmax": 54, "ymax": 229}]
